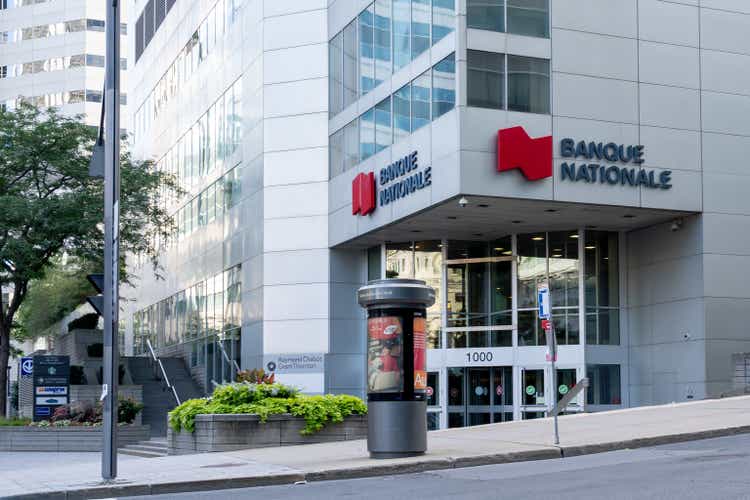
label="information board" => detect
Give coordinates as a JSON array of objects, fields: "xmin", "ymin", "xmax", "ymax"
[{"xmin": 32, "ymin": 355, "xmax": 70, "ymax": 422}]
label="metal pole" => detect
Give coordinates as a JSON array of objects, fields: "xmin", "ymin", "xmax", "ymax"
[
  {"xmin": 102, "ymin": 0, "xmax": 120, "ymax": 481},
  {"xmin": 551, "ymin": 353, "xmax": 559, "ymax": 445}
]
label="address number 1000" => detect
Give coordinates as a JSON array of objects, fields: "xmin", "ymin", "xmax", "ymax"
[{"xmin": 466, "ymin": 352, "xmax": 493, "ymax": 363}]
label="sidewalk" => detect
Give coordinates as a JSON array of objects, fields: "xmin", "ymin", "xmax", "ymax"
[{"xmin": 2, "ymin": 396, "xmax": 749, "ymax": 499}]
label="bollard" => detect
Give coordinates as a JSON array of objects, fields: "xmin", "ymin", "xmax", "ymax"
[{"xmin": 357, "ymin": 279, "xmax": 436, "ymax": 459}]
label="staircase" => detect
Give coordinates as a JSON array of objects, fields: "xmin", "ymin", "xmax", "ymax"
[
  {"xmin": 120, "ymin": 437, "xmax": 168, "ymax": 458},
  {"xmin": 126, "ymin": 356, "xmax": 204, "ymax": 437}
]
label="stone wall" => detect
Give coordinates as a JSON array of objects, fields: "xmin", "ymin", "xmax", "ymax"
[
  {"xmin": 168, "ymin": 414, "xmax": 367, "ymax": 455},
  {"xmin": 0, "ymin": 425, "xmax": 150, "ymax": 452}
]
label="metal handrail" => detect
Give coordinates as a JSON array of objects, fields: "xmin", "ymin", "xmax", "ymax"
[
  {"xmin": 145, "ymin": 338, "xmax": 181, "ymax": 406},
  {"xmin": 216, "ymin": 339, "xmax": 240, "ymax": 377}
]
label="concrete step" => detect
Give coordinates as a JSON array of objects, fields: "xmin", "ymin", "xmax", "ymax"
[
  {"xmin": 124, "ymin": 444, "xmax": 168, "ymax": 454},
  {"xmin": 119, "ymin": 448, "xmax": 167, "ymax": 458}
]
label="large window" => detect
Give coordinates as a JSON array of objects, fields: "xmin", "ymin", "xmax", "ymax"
[
  {"xmin": 467, "ymin": 50, "xmax": 549, "ymax": 114},
  {"xmin": 467, "ymin": 0, "xmax": 549, "ymax": 38},
  {"xmin": 329, "ymin": 0, "xmax": 455, "ymax": 112},
  {"xmin": 587, "ymin": 364, "xmax": 621, "ymax": 405},
  {"xmin": 329, "ymin": 53, "xmax": 455, "ymax": 177},
  {"xmin": 585, "ymin": 231, "xmax": 620, "ymax": 345}
]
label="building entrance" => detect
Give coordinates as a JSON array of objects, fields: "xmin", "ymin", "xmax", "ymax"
[{"xmin": 447, "ymin": 366, "xmax": 513, "ymax": 427}]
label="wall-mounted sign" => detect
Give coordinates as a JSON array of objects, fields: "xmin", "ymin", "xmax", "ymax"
[
  {"xmin": 495, "ymin": 127, "xmax": 673, "ymax": 190},
  {"xmin": 351, "ymin": 150, "xmax": 432, "ymax": 217},
  {"xmin": 20, "ymin": 357, "xmax": 33, "ymax": 377},
  {"xmin": 264, "ymin": 353, "xmax": 324, "ymax": 374},
  {"xmin": 32, "ymin": 355, "xmax": 70, "ymax": 422}
]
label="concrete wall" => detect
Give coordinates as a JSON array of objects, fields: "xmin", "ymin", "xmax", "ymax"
[{"xmin": 0, "ymin": 425, "xmax": 150, "ymax": 452}]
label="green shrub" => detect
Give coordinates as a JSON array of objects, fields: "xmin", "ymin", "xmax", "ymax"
[
  {"xmin": 118, "ymin": 398, "xmax": 144, "ymax": 424},
  {"xmin": 0, "ymin": 417, "xmax": 31, "ymax": 426},
  {"xmin": 168, "ymin": 383, "xmax": 366, "ymax": 435}
]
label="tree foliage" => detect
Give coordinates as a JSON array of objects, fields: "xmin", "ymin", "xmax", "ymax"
[{"xmin": 0, "ymin": 102, "xmax": 177, "ymax": 414}]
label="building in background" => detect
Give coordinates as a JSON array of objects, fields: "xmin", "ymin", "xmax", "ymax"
[
  {"xmin": 0, "ymin": 0, "xmax": 128, "ymax": 129},
  {"xmin": 125, "ymin": 0, "xmax": 750, "ymax": 430}
]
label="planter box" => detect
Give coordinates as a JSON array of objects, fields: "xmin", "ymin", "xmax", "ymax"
[
  {"xmin": 168, "ymin": 414, "xmax": 367, "ymax": 455},
  {"xmin": 0, "ymin": 425, "xmax": 150, "ymax": 452}
]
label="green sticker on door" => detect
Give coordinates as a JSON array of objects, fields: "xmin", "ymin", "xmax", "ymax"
[
  {"xmin": 525, "ymin": 385, "xmax": 536, "ymax": 396},
  {"xmin": 558, "ymin": 384, "xmax": 569, "ymax": 395}
]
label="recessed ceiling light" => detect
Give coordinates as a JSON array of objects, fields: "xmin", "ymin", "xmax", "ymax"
[
  {"xmin": 569, "ymin": 234, "xmax": 579, "ymax": 239},
  {"xmin": 532, "ymin": 236, "xmax": 544, "ymax": 241},
  {"xmin": 585, "ymin": 245, "xmax": 596, "ymax": 250},
  {"xmin": 411, "ymin": 230, "xmax": 422, "ymax": 233},
  {"xmin": 502, "ymin": 250, "xmax": 512, "ymax": 255},
  {"xmin": 511, "ymin": 220, "xmax": 523, "ymax": 224},
  {"xmin": 623, "ymin": 214, "xmax": 635, "ymax": 219},
  {"xmin": 552, "ymin": 254, "xmax": 562, "ymax": 258},
  {"xmin": 494, "ymin": 247, "xmax": 504, "ymax": 251},
  {"xmin": 545, "ymin": 209, "xmax": 558, "ymax": 213},
  {"xmin": 553, "ymin": 248, "xmax": 562, "ymax": 252},
  {"xmin": 478, "ymin": 203, "xmax": 489, "ymax": 208},
  {"xmin": 447, "ymin": 216, "xmax": 458, "ymax": 220}
]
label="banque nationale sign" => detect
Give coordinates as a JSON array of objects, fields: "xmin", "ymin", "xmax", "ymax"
[{"xmin": 560, "ymin": 138, "xmax": 672, "ymax": 190}]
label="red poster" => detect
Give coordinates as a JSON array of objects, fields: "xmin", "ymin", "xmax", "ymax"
[{"xmin": 413, "ymin": 317, "xmax": 426, "ymax": 391}]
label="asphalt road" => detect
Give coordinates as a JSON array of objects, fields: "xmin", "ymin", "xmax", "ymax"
[{"xmin": 124, "ymin": 433, "xmax": 750, "ymax": 500}]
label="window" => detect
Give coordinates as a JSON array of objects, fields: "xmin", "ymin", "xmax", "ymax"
[
  {"xmin": 359, "ymin": 5, "xmax": 376, "ymax": 96},
  {"xmin": 586, "ymin": 365, "xmax": 621, "ymax": 405},
  {"xmin": 374, "ymin": 97, "xmax": 391, "ymax": 153},
  {"xmin": 507, "ymin": 55, "xmax": 549, "ymax": 114},
  {"xmin": 360, "ymin": 108, "xmax": 376, "ymax": 161},
  {"xmin": 432, "ymin": 53, "xmax": 455, "ymax": 119},
  {"xmin": 548, "ymin": 231, "xmax": 580, "ymax": 345},
  {"xmin": 343, "ymin": 119, "xmax": 359, "ymax": 171},
  {"xmin": 0, "ymin": 66, "xmax": 6, "ymax": 79},
  {"xmin": 411, "ymin": 0, "xmax": 430, "ymax": 59},
  {"xmin": 467, "ymin": 50, "xmax": 504, "ymax": 110},
  {"xmin": 329, "ymin": 32, "xmax": 344, "ymax": 116},
  {"xmin": 585, "ymin": 231, "xmax": 620, "ymax": 345},
  {"xmin": 367, "ymin": 246, "xmax": 382, "ymax": 281},
  {"xmin": 374, "ymin": 0, "xmax": 392, "ymax": 86},
  {"xmin": 467, "ymin": 0, "xmax": 505, "ymax": 32},
  {"xmin": 393, "ymin": 83, "xmax": 411, "ymax": 142},
  {"xmin": 507, "ymin": 0, "xmax": 549, "ymax": 38},
  {"xmin": 393, "ymin": 0, "xmax": 411, "ymax": 70},
  {"xmin": 329, "ymin": 128, "xmax": 345, "ymax": 177},
  {"xmin": 343, "ymin": 21, "xmax": 358, "ymax": 108},
  {"xmin": 432, "ymin": 0, "xmax": 454, "ymax": 44},
  {"xmin": 411, "ymin": 70, "xmax": 431, "ymax": 131}
]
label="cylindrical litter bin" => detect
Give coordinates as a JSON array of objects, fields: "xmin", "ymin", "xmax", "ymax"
[{"xmin": 357, "ymin": 278, "xmax": 436, "ymax": 459}]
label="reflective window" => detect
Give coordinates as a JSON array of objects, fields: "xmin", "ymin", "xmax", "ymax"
[
  {"xmin": 432, "ymin": 53, "xmax": 455, "ymax": 119},
  {"xmin": 586, "ymin": 364, "xmax": 621, "ymax": 405},
  {"xmin": 374, "ymin": 97, "xmax": 392, "ymax": 153},
  {"xmin": 549, "ymin": 231, "xmax": 579, "ymax": 345},
  {"xmin": 411, "ymin": 0, "xmax": 431, "ymax": 59},
  {"xmin": 393, "ymin": 83, "xmax": 411, "ymax": 142},
  {"xmin": 360, "ymin": 108, "xmax": 376, "ymax": 161},
  {"xmin": 374, "ymin": 0, "xmax": 392, "ymax": 85},
  {"xmin": 329, "ymin": 32, "xmax": 344, "ymax": 116},
  {"xmin": 329, "ymin": 128, "xmax": 345, "ymax": 177},
  {"xmin": 343, "ymin": 119, "xmax": 360, "ymax": 171},
  {"xmin": 467, "ymin": 50, "xmax": 504, "ymax": 110},
  {"xmin": 343, "ymin": 21, "xmax": 358, "ymax": 107},
  {"xmin": 432, "ymin": 0, "xmax": 454, "ymax": 44},
  {"xmin": 411, "ymin": 70, "xmax": 431, "ymax": 131},
  {"xmin": 359, "ymin": 5, "xmax": 376, "ymax": 95},
  {"xmin": 393, "ymin": 0, "xmax": 411, "ymax": 70},
  {"xmin": 367, "ymin": 246, "xmax": 382, "ymax": 281},
  {"xmin": 507, "ymin": 0, "xmax": 549, "ymax": 38},
  {"xmin": 507, "ymin": 55, "xmax": 550, "ymax": 114},
  {"xmin": 585, "ymin": 231, "xmax": 620, "ymax": 345},
  {"xmin": 467, "ymin": 0, "xmax": 505, "ymax": 32}
]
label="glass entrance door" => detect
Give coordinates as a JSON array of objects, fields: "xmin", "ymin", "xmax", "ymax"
[
  {"xmin": 520, "ymin": 367, "xmax": 546, "ymax": 419},
  {"xmin": 447, "ymin": 366, "xmax": 513, "ymax": 427}
]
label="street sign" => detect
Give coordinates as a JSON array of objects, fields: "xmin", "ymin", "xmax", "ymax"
[
  {"xmin": 496, "ymin": 385, "xmax": 503, "ymax": 397},
  {"xmin": 426, "ymin": 386, "xmax": 434, "ymax": 397},
  {"xmin": 538, "ymin": 284, "xmax": 550, "ymax": 320},
  {"xmin": 32, "ymin": 356, "xmax": 70, "ymax": 422},
  {"xmin": 559, "ymin": 384, "xmax": 569, "ymax": 395},
  {"xmin": 20, "ymin": 357, "xmax": 33, "ymax": 377},
  {"xmin": 525, "ymin": 385, "xmax": 536, "ymax": 396}
]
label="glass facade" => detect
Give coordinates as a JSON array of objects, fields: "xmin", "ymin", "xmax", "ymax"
[
  {"xmin": 329, "ymin": 53, "xmax": 455, "ymax": 177},
  {"xmin": 329, "ymin": 0, "xmax": 455, "ymax": 116}
]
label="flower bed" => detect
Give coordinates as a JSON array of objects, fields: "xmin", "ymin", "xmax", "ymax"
[{"xmin": 167, "ymin": 382, "xmax": 368, "ymax": 455}]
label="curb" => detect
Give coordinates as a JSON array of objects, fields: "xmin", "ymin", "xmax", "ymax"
[{"xmin": 6, "ymin": 425, "xmax": 750, "ymax": 499}]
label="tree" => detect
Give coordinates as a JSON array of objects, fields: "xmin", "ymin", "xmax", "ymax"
[{"xmin": 0, "ymin": 102, "xmax": 176, "ymax": 415}]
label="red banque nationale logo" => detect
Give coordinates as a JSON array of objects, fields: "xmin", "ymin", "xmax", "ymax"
[
  {"xmin": 352, "ymin": 172, "xmax": 376, "ymax": 216},
  {"xmin": 497, "ymin": 126, "xmax": 553, "ymax": 181}
]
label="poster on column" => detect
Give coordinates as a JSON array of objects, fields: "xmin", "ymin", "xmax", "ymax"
[{"xmin": 413, "ymin": 314, "xmax": 427, "ymax": 392}]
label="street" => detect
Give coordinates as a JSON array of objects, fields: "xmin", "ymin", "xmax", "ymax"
[{"xmin": 122, "ymin": 433, "xmax": 750, "ymax": 500}]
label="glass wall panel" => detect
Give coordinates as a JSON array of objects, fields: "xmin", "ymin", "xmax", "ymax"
[
  {"xmin": 329, "ymin": 32, "xmax": 344, "ymax": 116},
  {"xmin": 411, "ymin": 70, "xmax": 431, "ymax": 131},
  {"xmin": 411, "ymin": 0, "xmax": 431, "ymax": 59},
  {"xmin": 393, "ymin": 0, "xmax": 411, "ymax": 70},
  {"xmin": 360, "ymin": 108, "xmax": 376, "ymax": 161},
  {"xmin": 432, "ymin": 53, "xmax": 455, "ymax": 119},
  {"xmin": 432, "ymin": 0, "xmax": 454, "ymax": 44},
  {"xmin": 329, "ymin": 128, "xmax": 345, "ymax": 177},
  {"xmin": 393, "ymin": 83, "xmax": 411, "ymax": 142},
  {"xmin": 386, "ymin": 241, "xmax": 414, "ymax": 278},
  {"xmin": 343, "ymin": 119, "xmax": 359, "ymax": 171},
  {"xmin": 467, "ymin": 0, "xmax": 504, "ymax": 32},
  {"xmin": 585, "ymin": 231, "xmax": 620, "ymax": 345},
  {"xmin": 374, "ymin": 0, "xmax": 392, "ymax": 86},
  {"xmin": 507, "ymin": 55, "xmax": 549, "ymax": 114},
  {"xmin": 367, "ymin": 246, "xmax": 382, "ymax": 281},
  {"xmin": 507, "ymin": 0, "xmax": 549, "ymax": 38},
  {"xmin": 548, "ymin": 231, "xmax": 579, "ymax": 309},
  {"xmin": 467, "ymin": 50, "xmax": 504, "ymax": 110},
  {"xmin": 586, "ymin": 364, "xmax": 621, "ymax": 405},
  {"xmin": 359, "ymin": 5, "xmax": 376, "ymax": 95},
  {"xmin": 517, "ymin": 233, "xmax": 546, "ymax": 309},
  {"xmin": 343, "ymin": 20, "xmax": 358, "ymax": 108},
  {"xmin": 374, "ymin": 97, "xmax": 392, "ymax": 153}
]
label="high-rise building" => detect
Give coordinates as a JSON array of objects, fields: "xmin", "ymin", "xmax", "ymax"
[
  {"xmin": 126, "ymin": 0, "xmax": 750, "ymax": 430},
  {"xmin": 0, "ymin": 0, "xmax": 128, "ymax": 129}
]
